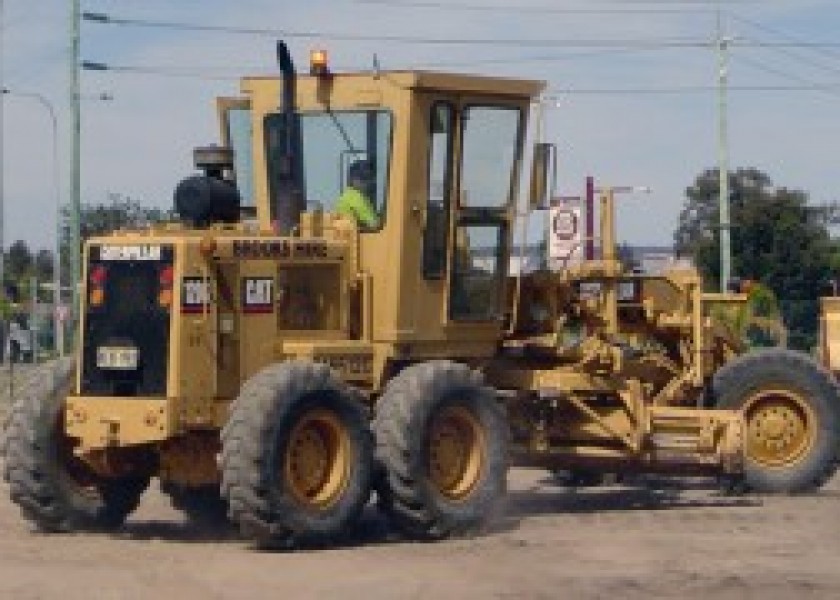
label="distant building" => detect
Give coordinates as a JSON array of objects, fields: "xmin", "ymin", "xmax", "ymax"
[
  {"xmin": 620, "ymin": 245, "xmax": 694, "ymax": 274},
  {"xmin": 471, "ymin": 244, "xmax": 692, "ymax": 276}
]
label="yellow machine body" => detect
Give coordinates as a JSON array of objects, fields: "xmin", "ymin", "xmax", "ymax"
[{"xmin": 66, "ymin": 65, "xmax": 746, "ymax": 486}]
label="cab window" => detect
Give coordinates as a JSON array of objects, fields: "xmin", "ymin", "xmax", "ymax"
[
  {"xmin": 226, "ymin": 106, "xmax": 254, "ymax": 208},
  {"xmin": 423, "ymin": 103, "xmax": 455, "ymax": 279},
  {"xmin": 459, "ymin": 106, "xmax": 521, "ymax": 209},
  {"xmin": 299, "ymin": 110, "xmax": 392, "ymax": 226},
  {"xmin": 450, "ymin": 222, "xmax": 506, "ymax": 321}
]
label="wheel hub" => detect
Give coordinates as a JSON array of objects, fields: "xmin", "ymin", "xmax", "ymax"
[
  {"xmin": 428, "ymin": 406, "xmax": 485, "ymax": 501},
  {"xmin": 283, "ymin": 409, "xmax": 350, "ymax": 509},
  {"xmin": 762, "ymin": 413, "xmax": 788, "ymax": 439},
  {"xmin": 745, "ymin": 389, "xmax": 815, "ymax": 469}
]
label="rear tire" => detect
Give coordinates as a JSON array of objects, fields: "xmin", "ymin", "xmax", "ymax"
[
  {"xmin": 3, "ymin": 358, "xmax": 149, "ymax": 531},
  {"xmin": 713, "ymin": 348, "xmax": 840, "ymax": 493},
  {"xmin": 221, "ymin": 361, "xmax": 372, "ymax": 548},
  {"xmin": 373, "ymin": 361, "xmax": 508, "ymax": 540}
]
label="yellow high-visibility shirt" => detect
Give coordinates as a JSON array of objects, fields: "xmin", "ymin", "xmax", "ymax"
[{"xmin": 336, "ymin": 187, "xmax": 379, "ymax": 229}]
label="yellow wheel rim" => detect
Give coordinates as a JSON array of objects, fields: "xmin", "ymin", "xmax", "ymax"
[
  {"xmin": 743, "ymin": 389, "xmax": 816, "ymax": 469},
  {"xmin": 283, "ymin": 409, "xmax": 350, "ymax": 509},
  {"xmin": 428, "ymin": 406, "xmax": 485, "ymax": 501}
]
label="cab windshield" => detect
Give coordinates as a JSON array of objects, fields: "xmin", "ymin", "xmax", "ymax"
[{"xmin": 265, "ymin": 109, "xmax": 393, "ymax": 228}]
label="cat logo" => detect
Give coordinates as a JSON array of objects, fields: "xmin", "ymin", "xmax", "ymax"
[{"xmin": 243, "ymin": 278, "xmax": 274, "ymax": 314}]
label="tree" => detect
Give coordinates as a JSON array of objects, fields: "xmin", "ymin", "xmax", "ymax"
[
  {"xmin": 5, "ymin": 240, "xmax": 33, "ymax": 282},
  {"xmin": 675, "ymin": 168, "xmax": 838, "ymax": 350},
  {"xmin": 59, "ymin": 196, "xmax": 172, "ymax": 286},
  {"xmin": 35, "ymin": 249, "xmax": 54, "ymax": 282}
]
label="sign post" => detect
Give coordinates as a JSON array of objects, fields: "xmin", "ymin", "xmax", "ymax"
[{"xmin": 56, "ymin": 304, "xmax": 68, "ymax": 358}]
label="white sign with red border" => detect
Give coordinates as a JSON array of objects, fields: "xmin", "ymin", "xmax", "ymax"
[{"xmin": 548, "ymin": 197, "xmax": 584, "ymax": 268}]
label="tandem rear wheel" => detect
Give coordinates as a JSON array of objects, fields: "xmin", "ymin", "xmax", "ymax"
[
  {"xmin": 220, "ymin": 361, "xmax": 373, "ymax": 549},
  {"xmin": 373, "ymin": 361, "xmax": 509, "ymax": 540}
]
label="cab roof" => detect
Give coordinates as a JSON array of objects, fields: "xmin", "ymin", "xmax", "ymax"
[{"xmin": 241, "ymin": 70, "xmax": 546, "ymax": 99}]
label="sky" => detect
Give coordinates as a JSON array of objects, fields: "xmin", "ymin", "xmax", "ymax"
[{"xmin": 2, "ymin": 0, "xmax": 839, "ymax": 252}]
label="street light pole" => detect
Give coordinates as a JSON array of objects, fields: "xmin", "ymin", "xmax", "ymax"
[
  {"xmin": 0, "ymin": 0, "xmax": 6, "ymax": 306},
  {"xmin": 1, "ymin": 89, "xmax": 63, "ymax": 356},
  {"xmin": 717, "ymin": 10, "xmax": 732, "ymax": 293},
  {"xmin": 70, "ymin": 0, "xmax": 81, "ymax": 333}
]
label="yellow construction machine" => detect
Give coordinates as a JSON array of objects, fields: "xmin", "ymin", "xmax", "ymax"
[{"xmin": 3, "ymin": 43, "xmax": 838, "ymax": 547}]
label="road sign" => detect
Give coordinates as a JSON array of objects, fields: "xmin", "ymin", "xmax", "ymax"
[
  {"xmin": 548, "ymin": 197, "xmax": 585, "ymax": 269},
  {"xmin": 56, "ymin": 305, "xmax": 69, "ymax": 323}
]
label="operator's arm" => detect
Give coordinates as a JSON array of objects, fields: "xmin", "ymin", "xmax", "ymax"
[
  {"xmin": 352, "ymin": 193, "xmax": 380, "ymax": 229},
  {"xmin": 338, "ymin": 189, "xmax": 380, "ymax": 229}
]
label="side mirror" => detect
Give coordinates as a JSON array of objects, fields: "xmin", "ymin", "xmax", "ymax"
[{"xmin": 529, "ymin": 142, "xmax": 556, "ymax": 210}]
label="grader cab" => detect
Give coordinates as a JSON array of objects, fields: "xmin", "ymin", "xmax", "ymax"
[{"xmin": 4, "ymin": 43, "xmax": 838, "ymax": 547}]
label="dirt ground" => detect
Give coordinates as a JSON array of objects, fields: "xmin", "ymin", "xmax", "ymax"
[
  {"xmin": 1, "ymin": 363, "xmax": 839, "ymax": 599},
  {"xmin": 0, "ymin": 468, "xmax": 837, "ymax": 599}
]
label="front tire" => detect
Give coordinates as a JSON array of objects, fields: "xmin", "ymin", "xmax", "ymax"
[
  {"xmin": 3, "ymin": 358, "xmax": 149, "ymax": 531},
  {"xmin": 373, "ymin": 361, "xmax": 508, "ymax": 540},
  {"xmin": 221, "ymin": 361, "xmax": 372, "ymax": 548},
  {"xmin": 713, "ymin": 348, "xmax": 840, "ymax": 493}
]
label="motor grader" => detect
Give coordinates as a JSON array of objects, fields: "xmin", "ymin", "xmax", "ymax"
[{"xmin": 3, "ymin": 43, "xmax": 838, "ymax": 547}]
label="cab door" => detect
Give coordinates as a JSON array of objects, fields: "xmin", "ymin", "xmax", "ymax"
[
  {"xmin": 407, "ymin": 95, "xmax": 459, "ymax": 343},
  {"xmin": 411, "ymin": 96, "xmax": 525, "ymax": 349},
  {"xmin": 445, "ymin": 101, "xmax": 524, "ymax": 338}
]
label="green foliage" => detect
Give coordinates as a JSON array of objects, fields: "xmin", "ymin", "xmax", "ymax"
[
  {"xmin": 6, "ymin": 240, "xmax": 33, "ymax": 282},
  {"xmin": 59, "ymin": 197, "xmax": 172, "ymax": 286},
  {"xmin": 0, "ymin": 197, "xmax": 170, "ymax": 307},
  {"xmin": 34, "ymin": 249, "xmax": 54, "ymax": 281},
  {"xmin": 0, "ymin": 294, "xmax": 12, "ymax": 321},
  {"xmin": 675, "ymin": 168, "xmax": 838, "ymax": 351},
  {"xmin": 1, "ymin": 242, "xmax": 55, "ymax": 305},
  {"xmin": 737, "ymin": 283, "xmax": 787, "ymax": 348}
]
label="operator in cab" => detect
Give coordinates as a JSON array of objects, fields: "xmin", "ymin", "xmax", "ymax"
[{"xmin": 336, "ymin": 159, "xmax": 379, "ymax": 230}]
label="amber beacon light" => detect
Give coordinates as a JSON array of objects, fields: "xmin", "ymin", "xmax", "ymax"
[{"xmin": 310, "ymin": 49, "xmax": 330, "ymax": 76}]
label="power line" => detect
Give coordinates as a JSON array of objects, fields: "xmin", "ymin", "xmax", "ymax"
[
  {"xmin": 81, "ymin": 62, "xmax": 840, "ymax": 94},
  {"xmin": 728, "ymin": 14, "xmax": 840, "ymax": 79},
  {"xmin": 81, "ymin": 13, "xmax": 712, "ymax": 47},
  {"xmin": 402, "ymin": 47, "xmax": 671, "ymax": 69},
  {"xmin": 81, "ymin": 12, "xmax": 840, "ymax": 49},
  {"xmin": 355, "ymin": 0, "xmax": 715, "ymax": 15},
  {"xmin": 734, "ymin": 54, "xmax": 840, "ymax": 99},
  {"xmin": 79, "ymin": 45, "xmax": 694, "ymax": 79},
  {"xmin": 730, "ymin": 12, "xmax": 840, "ymax": 62},
  {"xmin": 733, "ymin": 41, "xmax": 840, "ymax": 49},
  {"xmin": 81, "ymin": 62, "xmax": 239, "ymax": 81},
  {"xmin": 738, "ymin": 39, "xmax": 840, "ymax": 78},
  {"xmin": 550, "ymin": 85, "xmax": 840, "ymax": 95}
]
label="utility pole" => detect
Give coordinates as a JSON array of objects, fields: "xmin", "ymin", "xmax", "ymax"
[
  {"xmin": 717, "ymin": 10, "xmax": 732, "ymax": 293},
  {"xmin": 29, "ymin": 275, "xmax": 37, "ymax": 364},
  {"xmin": 70, "ymin": 0, "xmax": 81, "ymax": 327},
  {"xmin": 0, "ymin": 0, "xmax": 7, "ymax": 366},
  {"xmin": 0, "ymin": 0, "xmax": 5, "ymax": 299}
]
